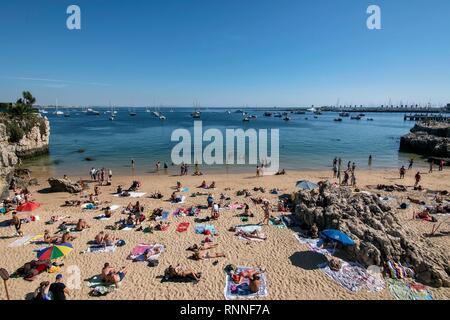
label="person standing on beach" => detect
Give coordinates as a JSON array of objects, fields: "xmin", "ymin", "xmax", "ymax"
[
  {"xmin": 49, "ymin": 274, "xmax": 70, "ymax": 300},
  {"xmin": 414, "ymin": 172, "xmax": 421, "ymax": 187},
  {"xmin": 156, "ymin": 161, "xmax": 160, "ymax": 171},
  {"xmin": 351, "ymin": 162, "xmax": 356, "ymax": 173},
  {"xmin": 408, "ymin": 158, "xmax": 414, "ymax": 170},
  {"xmin": 351, "ymin": 171, "xmax": 356, "ymax": 187},
  {"xmin": 262, "ymin": 201, "xmax": 270, "ymax": 225},
  {"xmin": 131, "ymin": 159, "xmax": 135, "ymax": 169},
  {"xmin": 256, "ymin": 165, "xmax": 260, "ymax": 177},
  {"xmin": 368, "ymin": 155, "xmax": 372, "ymax": 167},
  {"xmin": 337, "ymin": 158, "xmax": 342, "ymax": 183},
  {"xmin": 90, "ymin": 167, "xmax": 95, "ymax": 180},
  {"xmin": 12, "ymin": 212, "xmax": 23, "ymax": 237},
  {"xmin": 439, "ymin": 159, "xmax": 444, "ymax": 171},
  {"xmin": 332, "ymin": 158, "xmax": 337, "ymax": 178},
  {"xmin": 347, "ymin": 161, "xmax": 351, "ymax": 171},
  {"xmin": 399, "ymin": 166, "xmax": 406, "ymax": 179}
]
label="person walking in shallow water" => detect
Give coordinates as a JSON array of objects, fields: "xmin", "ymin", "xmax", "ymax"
[
  {"xmin": 408, "ymin": 158, "xmax": 414, "ymax": 170},
  {"xmin": 368, "ymin": 155, "xmax": 372, "ymax": 167}
]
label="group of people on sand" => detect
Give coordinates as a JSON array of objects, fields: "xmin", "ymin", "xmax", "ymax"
[
  {"xmin": 199, "ymin": 180, "xmax": 215, "ymax": 189},
  {"xmin": 43, "ymin": 229, "xmax": 77, "ymax": 244},
  {"xmin": 332, "ymin": 157, "xmax": 357, "ymax": 186},
  {"xmin": 89, "ymin": 167, "xmax": 112, "ymax": 185}
]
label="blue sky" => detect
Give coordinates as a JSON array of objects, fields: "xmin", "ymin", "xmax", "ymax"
[{"xmin": 0, "ymin": 0, "xmax": 449, "ymax": 107}]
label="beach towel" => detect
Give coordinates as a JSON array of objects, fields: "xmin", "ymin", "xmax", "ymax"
[
  {"xmin": 81, "ymin": 203, "xmax": 97, "ymax": 210},
  {"xmin": 387, "ymin": 279, "xmax": 433, "ymax": 300},
  {"xmin": 294, "ymin": 233, "xmax": 335, "ymax": 256},
  {"xmin": 86, "ymin": 245, "xmax": 117, "ymax": 254},
  {"xmin": 224, "ymin": 267, "xmax": 268, "ymax": 300},
  {"xmin": 173, "ymin": 207, "xmax": 199, "ymax": 217},
  {"xmin": 269, "ymin": 217, "xmax": 287, "ymax": 229},
  {"xmin": 8, "ymin": 235, "xmax": 32, "ymax": 247},
  {"xmin": 228, "ymin": 203, "xmax": 244, "ymax": 210},
  {"xmin": 29, "ymin": 234, "xmax": 44, "ymax": 244},
  {"xmin": 155, "ymin": 211, "xmax": 169, "ymax": 221},
  {"xmin": 94, "ymin": 214, "xmax": 111, "ymax": 221},
  {"xmin": 127, "ymin": 243, "xmax": 165, "ymax": 261},
  {"xmin": 120, "ymin": 225, "xmax": 135, "ymax": 231},
  {"xmin": 195, "ymin": 224, "xmax": 217, "ymax": 235},
  {"xmin": 176, "ymin": 222, "xmax": 190, "ymax": 232},
  {"xmin": 180, "ymin": 187, "xmax": 190, "ymax": 192},
  {"xmin": 234, "ymin": 224, "xmax": 262, "ymax": 233},
  {"xmin": 114, "ymin": 192, "xmax": 146, "ymax": 198},
  {"xmin": 86, "ymin": 275, "xmax": 117, "ymax": 295},
  {"xmin": 319, "ymin": 261, "xmax": 385, "ymax": 293}
]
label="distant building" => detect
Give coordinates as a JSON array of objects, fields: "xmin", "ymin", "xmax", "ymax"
[{"xmin": 446, "ymin": 103, "xmax": 450, "ymax": 112}]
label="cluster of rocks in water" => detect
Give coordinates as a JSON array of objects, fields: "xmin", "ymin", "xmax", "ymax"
[
  {"xmin": 400, "ymin": 122, "xmax": 450, "ymax": 159},
  {"xmin": 294, "ymin": 181, "xmax": 450, "ymax": 288}
]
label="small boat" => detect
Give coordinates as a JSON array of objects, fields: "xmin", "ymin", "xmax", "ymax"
[
  {"xmin": 159, "ymin": 115, "xmax": 166, "ymax": 120},
  {"xmin": 191, "ymin": 111, "xmax": 201, "ymax": 119},
  {"xmin": 129, "ymin": 112, "xmax": 137, "ymax": 116},
  {"xmin": 274, "ymin": 113, "xmax": 282, "ymax": 118},
  {"xmin": 249, "ymin": 115, "xmax": 257, "ymax": 119},
  {"xmin": 283, "ymin": 116, "xmax": 290, "ymax": 121},
  {"xmin": 243, "ymin": 117, "xmax": 250, "ymax": 122},
  {"xmin": 366, "ymin": 118, "xmax": 374, "ymax": 121},
  {"xmin": 109, "ymin": 116, "xmax": 115, "ymax": 121},
  {"xmin": 235, "ymin": 109, "xmax": 243, "ymax": 113},
  {"xmin": 358, "ymin": 113, "xmax": 365, "ymax": 117},
  {"xmin": 226, "ymin": 110, "xmax": 231, "ymax": 114},
  {"xmin": 39, "ymin": 109, "xmax": 48, "ymax": 114},
  {"xmin": 86, "ymin": 108, "xmax": 100, "ymax": 115},
  {"xmin": 334, "ymin": 118, "xmax": 342, "ymax": 122},
  {"xmin": 339, "ymin": 112, "xmax": 350, "ymax": 117},
  {"xmin": 64, "ymin": 112, "xmax": 70, "ymax": 117},
  {"xmin": 350, "ymin": 115, "xmax": 361, "ymax": 120},
  {"xmin": 263, "ymin": 112, "xmax": 272, "ymax": 117},
  {"xmin": 54, "ymin": 110, "xmax": 64, "ymax": 116}
]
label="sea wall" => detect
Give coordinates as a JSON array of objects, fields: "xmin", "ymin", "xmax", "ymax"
[
  {"xmin": 0, "ymin": 114, "xmax": 50, "ymax": 197},
  {"xmin": 400, "ymin": 122, "xmax": 450, "ymax": 158}
]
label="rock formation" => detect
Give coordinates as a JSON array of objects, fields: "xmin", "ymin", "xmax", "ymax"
[
  {"xmin": 294, "ymin": 181, "xmax": 450, "ymax": 288},
  {"xmin": 0, "ymin": 115, "xmax": 50, "ymax": 197},
  {"xmin": 47, "ymin": 177, "xmax": 83, "ymax": 193},
  {"xmin": 400, "ymin": 122, "xmax": 450, "ymax": 158}
]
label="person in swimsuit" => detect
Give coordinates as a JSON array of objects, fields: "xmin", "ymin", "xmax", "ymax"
[
  {"xmin": 12, "ymin": 212, "xmax": 23, "ymax": 236},
  {"xmin": 262, "ymin": 202, "xmax": 270, "ymax": 225}
]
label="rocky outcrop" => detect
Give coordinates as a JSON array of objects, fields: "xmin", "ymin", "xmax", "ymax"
[
  {"xmin": 294, "ymin": 181, "xmax": 450, "ymax": 288},
  {"xmin": 400, "ymin": 122, "xmax": 450, "ymax": 158},
  {"xmin": 0, "ymin": 115, "xmax": 50, "ymax": 198},
  {"xmin": 47, "ymin": 177, "xmax": 82, "ymax": 193}
]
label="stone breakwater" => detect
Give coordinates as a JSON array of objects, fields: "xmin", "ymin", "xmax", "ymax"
[
  {"xmin": 294, "ymin": 181, "xmax": 450, "ymax": 288},
  {"xmin": 400, "ymin": 122, "xmax": 450, "ymax": 158},
  {"xmin": 0, "ymin": 115, "xmax": 50, "ymax": 197}
]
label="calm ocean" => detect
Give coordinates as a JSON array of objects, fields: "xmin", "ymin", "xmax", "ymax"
[{"xmin": 23, "ymin": 108, "xmax": 419, "ymax": 176}]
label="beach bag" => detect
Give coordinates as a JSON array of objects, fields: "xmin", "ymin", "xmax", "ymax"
[{"xmin": 116, "ymin": 240, "xmax": 126, "ymax": 247}]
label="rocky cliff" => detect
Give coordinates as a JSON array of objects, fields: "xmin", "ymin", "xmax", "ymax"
[
  {"xmin": 0, "ymin": 114, "xmax": 50, "ymax": 197},
  {"xmin": 400, "ymin": 122, "xmax": 450, "ymax": 158}
]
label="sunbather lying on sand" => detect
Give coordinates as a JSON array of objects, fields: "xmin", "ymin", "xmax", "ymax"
[
  {"xmin": 60, "ymin": 231, "xmax": 77, "ymax": 243},
  {"xmin": 192, "ymin": 249, "xmax": 225, "ymax": 260},
  {"xmin": 165, "ymin": 264, "xmax": 201, "ymax": 281},
  {"xmin": 48, "ymin": 215, "xmax": 71, "ymax": 224},
  {"xmin": 101, "ymin": 263, "xmax": 127, "ymax": 288},
  {"xmin": 150, "ymin": 191, "xmax": 164, "ymax": 199},
  {"xmin": 235, "ymin": 229, "xmax": 267, "ymax": 240},
  {"xmin": 95, "ymin": 231, "xmax": 118, "ymax": 246},
  {"xmin": 62, "ymin": 219, "xmax": 90, "ymax": 231},
  {"xmin": 187, "ymin": 243, "xmax": 218, "ymax": 251},
  {"xmin": 43, "ymin": 230, "xmax": 59, "ymax": 244},
  {"xmin": 63, "ymin": 200, "xmax": 82, "ymax": 207},
  {"xmin": 407, "ymin": 197, "xmax": 426, "ymax": 205}
]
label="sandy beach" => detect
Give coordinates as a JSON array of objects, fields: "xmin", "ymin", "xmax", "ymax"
[{"xmin": 1, "ymin": 167, "xmax": 449, "ymax": 300}]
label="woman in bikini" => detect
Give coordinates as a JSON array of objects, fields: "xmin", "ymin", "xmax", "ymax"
[{"xmin": 192, "ymin": 249, "xmax": 225, "ymax": 260}]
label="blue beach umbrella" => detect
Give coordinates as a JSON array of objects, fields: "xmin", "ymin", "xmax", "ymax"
[
  {"xmin": 320, "ymin": 229, "xmax": 355, "ymax": 246},
  {"xmin": 295, "ymin": 180, "xmax": 319, "ymax": 190}
]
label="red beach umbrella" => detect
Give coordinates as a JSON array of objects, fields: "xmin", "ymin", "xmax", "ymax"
[{"xmin": 16, "ymin": 201, "xmax": 41, "ymax": 212}]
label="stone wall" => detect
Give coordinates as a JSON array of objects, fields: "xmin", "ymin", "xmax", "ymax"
[{"xmin": 400, "ymin": 122, "xmax": 450, "ymax": 158}]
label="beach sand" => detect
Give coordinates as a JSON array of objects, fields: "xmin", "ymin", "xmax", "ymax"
[{"xmin": 1, "ymin": 167, "xmax": 449, "ymax": 300}]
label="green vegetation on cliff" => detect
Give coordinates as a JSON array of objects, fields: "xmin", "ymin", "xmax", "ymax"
[{"xmin": 0, "ymin": 91, "xmax": 47, "ymax": 143}]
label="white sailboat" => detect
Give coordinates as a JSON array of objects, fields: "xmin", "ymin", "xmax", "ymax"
[{"xmin": 53, "ymin": 99, "xmax": 64, "ymax": 116}]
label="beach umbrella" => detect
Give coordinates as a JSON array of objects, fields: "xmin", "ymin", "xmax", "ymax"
[
  {"xmin": 37, "ymin": 243, "xmax": 73, "ymax": 260},
  {"xmin": 295, "ymin": 180, "xmax": 319, "ymax": 190},
  {"xmin": 320, "ymin": 229, "xmax": 355, "ymax": 246},
  {"xmin": 16, "ymin": 201, "xmax": 40, "ymax": 212}
]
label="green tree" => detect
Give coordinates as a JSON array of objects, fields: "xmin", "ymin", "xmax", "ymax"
[{"xmin": 6, "ymin": 91, "xmax": 38, "ymax": 116}]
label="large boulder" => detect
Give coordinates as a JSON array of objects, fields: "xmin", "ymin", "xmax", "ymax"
[
  {"xmin": 294, "ymin": 181, "xmax": 450, "ymax": 288},
  {"xmin": 47, "ymin": 177, "xmax": 82, "ymax": 193}
]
